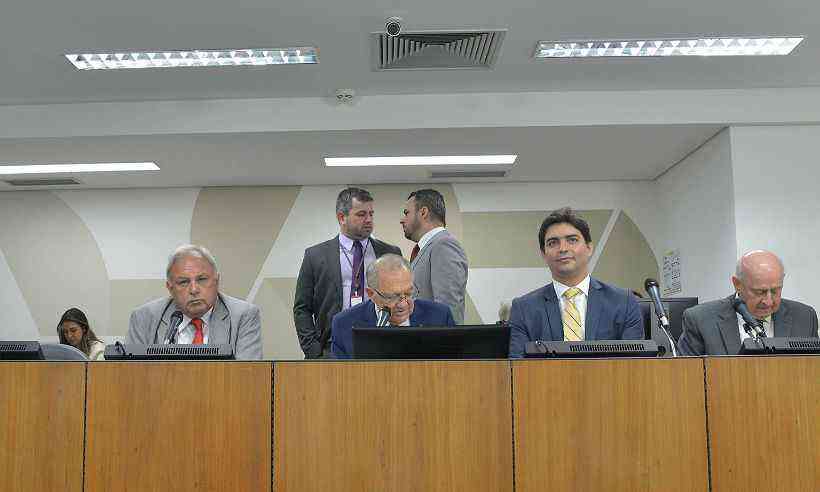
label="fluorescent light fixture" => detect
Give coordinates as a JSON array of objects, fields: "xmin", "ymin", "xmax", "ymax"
[
  {"xmin": 0, "ymin": 162, "xmax": 160, "ymax": 175},
  {"xmin": 65, "ymin": 47, "xmax": 318, "ymax": 70},
  {"xmin": 535, "ymin": 37, "xmax": 804, "ymax": 58},
  {"xmin": 324, "ymin": 155, "xmax": 518, "ymax": 167}
]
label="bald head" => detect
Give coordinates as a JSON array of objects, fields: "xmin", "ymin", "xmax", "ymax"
[{"xmin": 732, "ymin": 250, "xmax": 785, "ymax": 318}]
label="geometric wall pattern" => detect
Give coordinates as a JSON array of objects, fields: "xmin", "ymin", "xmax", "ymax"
[{"xmin": 0, "ymin": 184, "xmax": 657, "ymax": 359}]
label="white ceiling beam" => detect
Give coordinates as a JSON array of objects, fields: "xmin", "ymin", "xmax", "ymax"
[{"xmin": 2, "ymin": 87, "xmax": 820, "ymax": 139}]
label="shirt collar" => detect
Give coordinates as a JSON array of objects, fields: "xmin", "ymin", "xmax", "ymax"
[
  {"xmin": 417, "ymin": 226, "xmax": 445, "ymax": 251},
  {"xmin": 553, "ymin": 275, "xmax": 591, "ymax": 299},
  {"xmin": 181, "ymin": 305, "xmax": 214, "ymax": 328},
  {"xmin": 339, "ymin": 233, "xmax": 368, "ymax": 252}
]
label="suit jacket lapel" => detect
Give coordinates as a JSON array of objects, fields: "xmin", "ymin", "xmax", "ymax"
[
  {"xmin": 354, "ymin": 301, "xmax": 378, "ymax": 327},
  {"xmin": 208, "ymin": 295, "xmax": 230, "ymax": 345},
  {"xmin": 328, "ymin": 236, "xmax": 343, "ymax": 305},
  {"xmin": 773, "ymin": 302, "xmax": 793, "ymax": 337},
  {"xmin": 584, "ymin": 278, "xmax": 603, "ymax": 340},
  {"xmin": 717, "ymin": 300, "xmax": 742, "ymax": 355},
  {"xmin": 543, "ymin": 284, "xmax": 564, "ymax": 341}
]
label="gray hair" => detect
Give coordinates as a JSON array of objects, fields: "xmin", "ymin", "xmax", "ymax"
[
  {"xmin": 735, "ymin": 250, "xmax": 785, "ymax": 281},
  {"xmin": 335, "ymin": 187, "xmax": 373, "ymax": 216},
  {"xmin": 365, "ymin": 253, "xmax": 411, "ymax": 290},
  {"xmin": 166, "ymin": 244, "xmax": 220, "ymax": 280}
]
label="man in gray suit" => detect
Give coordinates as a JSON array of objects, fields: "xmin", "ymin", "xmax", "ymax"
[
  {"xmin": 678, "ymin": 250, "xmax": 818, "ymax": 356},
  {"xmin": 400, "ymin": 189, "xmax": 468, "ymax": 324},
  {"xmin": 294, "ymin": 187, "xmax": 402, "ymax": 358},
  {"xmin": 126, "ymin": 244, "xmax": 263, "ymax": 360}
]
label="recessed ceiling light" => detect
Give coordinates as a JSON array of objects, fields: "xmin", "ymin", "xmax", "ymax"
[
  {"xmin": 324, "ymin": 155, "xmax": 518, "ymax": 167},
  {"xmin": 65, "ymin": 47, "xmax": 318, "ymax": 70},
  {"xmin": 535, "ymin": 37, "xmax": 804, "ymax": 58},
  {"xmin": 0, "ymin": 162, "xmax": 160, "ymax": 175}
]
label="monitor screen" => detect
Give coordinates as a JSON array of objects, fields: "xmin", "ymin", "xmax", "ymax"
[
  {"xmin": 352, "ymin": 324, "xmax": 511, "ymax": 359},
  {"xmin": 637, "ymin": 297, "xmax": 698, "ymax": 341}
]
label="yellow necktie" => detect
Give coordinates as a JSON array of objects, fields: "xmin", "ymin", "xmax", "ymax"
[{"xmin": 562, "ymin": 287, "xmax": 583, "ymax": 341}]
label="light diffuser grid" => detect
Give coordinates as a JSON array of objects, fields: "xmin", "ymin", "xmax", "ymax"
[
  {"xmin": 65, "ymin": 47, "xmax": 318, "ymax": 70},
  {"xmin": 535, "ymin": 37, "xmax": 803, "ymax": 58}
]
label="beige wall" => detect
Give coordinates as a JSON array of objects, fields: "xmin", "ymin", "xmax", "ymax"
[{"xmin": 0, "ymin": 184, "xmax": 657, "ymax": 358}]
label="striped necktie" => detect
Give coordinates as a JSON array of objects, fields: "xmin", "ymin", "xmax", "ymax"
[{"xmin": 562, "ymin": 287, "xmax": 583, "ymax": 341}]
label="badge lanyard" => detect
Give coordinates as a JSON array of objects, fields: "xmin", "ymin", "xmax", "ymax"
[{"xmin": 341, "ymin": 238, "xmax": 370, "ymax": 298}]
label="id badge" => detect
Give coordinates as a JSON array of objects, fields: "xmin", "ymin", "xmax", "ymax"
[{"xmin": 350, "ymin": 295, "xmax": 363, "ymax": 307}]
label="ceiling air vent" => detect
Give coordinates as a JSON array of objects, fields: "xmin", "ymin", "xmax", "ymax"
[
  {"xmin": 3, "ymin": 178, "xmax": 82, "ymax": 187},
  {"xmin": 430, "ymin": 170, "xmax": 508, "ymax": 179},
  {"xmin": 373, "ymin": 30, "xmax": 506, "ymax": 70}
]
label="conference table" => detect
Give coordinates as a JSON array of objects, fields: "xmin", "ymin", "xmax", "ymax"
[{"xmin": 1, "ymin": 356, "xmax": 817, "ymax": 491}]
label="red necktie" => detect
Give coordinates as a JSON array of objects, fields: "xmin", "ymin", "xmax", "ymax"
[
  {"xmin": 410, "ymin": 244, "xmax": 420, "ymax": 262},
  {"xmin": 191, "ymin": 318, "xmax": 204, "ymax": 345}
]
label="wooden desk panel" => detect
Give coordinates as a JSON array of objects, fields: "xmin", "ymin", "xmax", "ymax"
[
  {"xmin": 0, "ymin": 362, "xmax": 85, "ymax": 492},
  {"xmin": 274, "ymin": 361, "xmax": 513, "ymax": 492},
  {"xmin": 706, "ymin": 356, "xmax": 819, "ymax": 492},
  {"xmin": 85, "ymin": 362, "xmax": 272, "ymax": 492},
  {"xmin": 513, "ymin": 358, "xmax": 708, "ymax": 492}
]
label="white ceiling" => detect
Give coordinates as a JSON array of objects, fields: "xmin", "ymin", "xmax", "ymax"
[
  {"xmin": 0, "ymin": 0, "xmax": 811, "ymax": 188},
  {"xmin": 0, "ymin": 126, "xmax": 722, "ymax": 189},
  {"xmin": 1, "ymin": 0, "xmax": 818, "ymax": 104}
]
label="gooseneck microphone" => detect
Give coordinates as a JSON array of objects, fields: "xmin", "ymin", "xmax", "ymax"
[
  {"xmin": 376, "ymin": 306, "xmax": 391, "ymax": 327},
  {"xmin": 163, "ymin": 311, "xmax": 184, "ymax": 344},
  {"xmin": 732, "ymin": 297, "xmax": 766, "ymax": 339},
  {"xmin": 644, "ymin": 278, "xmax": 677, "ymax": 357}
]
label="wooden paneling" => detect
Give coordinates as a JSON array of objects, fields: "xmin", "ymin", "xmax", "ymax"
[
  {"xmin": 274, "ymin": 361, "xmax": 513, "ymax": 492},
  {"xmin": 0, "ymin": 362, "xmax": 85, "ymax": 492},
  {"xmin": 706, "ymin": 356, "xmax": 820, "ymax": 492},
  {"xmin": 513, "ymin": 358, "xmax": 709, "ymax": 492},
  {"xmin": 85, "ymin": 362, "xmax": 272, "ymax": 492}
]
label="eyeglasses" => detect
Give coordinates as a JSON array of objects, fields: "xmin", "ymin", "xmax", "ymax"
[{"xmin": 371, "ymin": 287, "xmax": 418, "ymax": 305}]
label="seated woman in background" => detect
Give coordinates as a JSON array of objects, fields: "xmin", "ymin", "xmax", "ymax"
[{"xmin": 58, "ymin": 308, "xmax": 105, "ymax": 360}]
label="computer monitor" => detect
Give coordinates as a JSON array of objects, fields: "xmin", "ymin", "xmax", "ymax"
[
  {"xmin": 637, "ymin": 297, "xmax": 698, "ymax": 341},
  {"xmin": 0, "ymin": 341, "xmax": 44, "ymax": 360},
  {"xmin": 352, "ymin": 324, "xmax": 511, "ymax": 359}
]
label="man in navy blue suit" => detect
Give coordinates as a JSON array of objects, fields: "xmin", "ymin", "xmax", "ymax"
[
  {"xmin": 332, "ymin": 253, "xmax": 455, "ymax": 358},
  {"xmin": 508, "ymin": 207, "xmax": 643, "ymax": 358}
]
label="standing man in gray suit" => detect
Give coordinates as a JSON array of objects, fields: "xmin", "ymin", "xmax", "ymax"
[
  {"xmin": 400, "ymin": 189, "xmax": 468, "ymax": 324},
  {"xmin": 678, "ymin": 250, "xmax": 818, "ymax": 355},
  {"xmin": 126, "ymin": 244, "xmax": 263, "ymax": 360},
  {"xmin": 294, "ymin": 187, "xmax": 402, "ymax": 358}
]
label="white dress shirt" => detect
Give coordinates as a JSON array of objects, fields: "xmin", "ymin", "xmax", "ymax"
[
  {"xmin": 176, "ymin": 307, "xmax": 214, "ymax": 344},
  {"xmin": 737, "ymin": 313, "xmax": 774, "ymax": 340},
  {"xmin": 416, "ymin": 226, "xmax": 445, "ymax": 255},
  {"xmin": 553, "ymin": 276, "xmax": 592, "ymax": 340}
]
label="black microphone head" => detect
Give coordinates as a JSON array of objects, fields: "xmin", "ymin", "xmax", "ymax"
[
  {"xmin": 732, "ymin": 297, "xmax": 745, "ymax": 311},
  {"xmin": 644, "ymin": 278, "xmax": 659, "ymax": 291},
  {"xmin": 170, "ymin": 310, "xmax": 183, "ymax": 322}
]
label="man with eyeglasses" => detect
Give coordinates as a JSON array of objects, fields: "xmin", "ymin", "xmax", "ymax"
[
  {"xmin": 678, "ymin": 250, "xmax": 818, "ymax": 355},
  {"xmin": 331, "ymin": 254, "xmax": 455, "ymax": 358}
]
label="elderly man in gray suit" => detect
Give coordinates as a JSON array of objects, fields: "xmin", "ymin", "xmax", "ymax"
[
  {"xmin": 126, "ymin": 244, "xmax": 263, "ymax": 360},
  {"xmin": 400, "ymin": 189, "xmax": 469, "ymax": 324},
  {"xmin": 678, "ymin": 250, "xmax": 818, "ymax": 356}
]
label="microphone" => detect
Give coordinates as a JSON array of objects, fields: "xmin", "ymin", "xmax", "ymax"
[
  {"xmin": 163, "ymin": 311, "xmax": 184, "ymax": 344},
  {"xmin": 644, "ymin": 279, "xmax": 670, "ymax": 329},
  {"xmin": 376, "ymin": 306, "xmax": 391, "ymax": 327},
  {"xmin": 732, "ymin": 298, "xmax": 766, "ymax": 338},
  {"xmin": 644, "ymin": 278, "xmax": 676, "ymax": 357}
]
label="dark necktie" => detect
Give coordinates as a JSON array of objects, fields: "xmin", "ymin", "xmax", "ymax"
[
  {"xmin": 410, "ymin": 244, "xmax": 420, "ymax": 262},
  {"xmin": 351, "ymin": 240, "xmax": 364, "ymax": 298}
]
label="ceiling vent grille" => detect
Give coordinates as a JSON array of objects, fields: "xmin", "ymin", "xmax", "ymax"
[
  {"xmin": 430, "ymin": 170, "xmax": 508, "ymax": 179},
  {"xmin": 3, "ymin": 178, "xmax": 82, "ymax": 187},
  {"xmin": 373, "ymin": 30, "xmax": 506, "ymax": 70}
]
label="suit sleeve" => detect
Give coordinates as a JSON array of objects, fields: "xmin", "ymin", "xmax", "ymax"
[
  {"xmin": 234, "ymin": 304, "xmax": 263, "ymax": 360},
  {"xmin": 677, "ymin": 309, "xmax": 705, "ymax": 356},
  {"xmin": 330, "ymin": 314, "xmax": 350, "ymax": 359},
  {"xmin": 126, "ymin": 309, "xmax": 148, "ymax": 345},
  {"xmin": 620, "ymin": 293, "xmax": 644, "ymax": 340},
  {"xmin": 810, "ymin": 306, "xmax": 819, "ymax": 338},
  {"xmin": 429, "ymin": 238, "xmax": 468, "ymax": 324},
  {"xmin": 293, "ymin": 249, "xmax": 322, "ymax": 358},
  {"xmin": 507, "ymin": 298, "xmax": 529, "ymax": 359}
]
